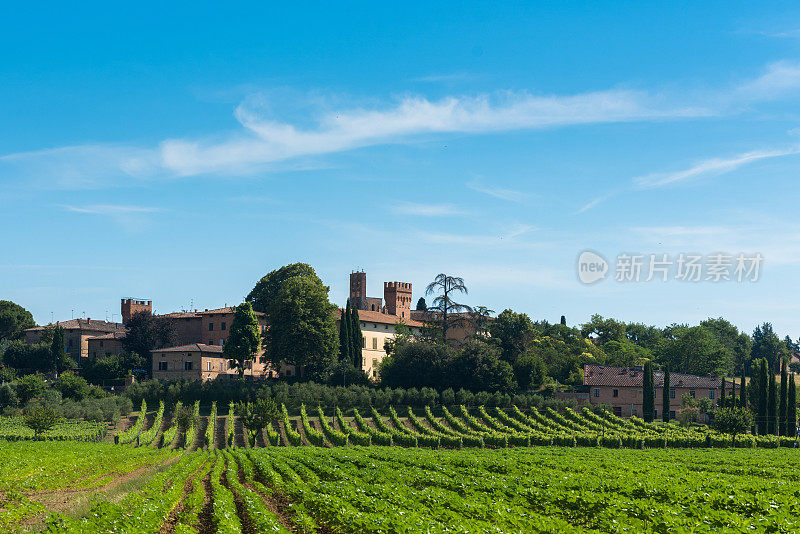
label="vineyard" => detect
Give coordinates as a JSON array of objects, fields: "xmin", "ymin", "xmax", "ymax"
[
  {"xmin": 107, "ymin": 400, "xmax": 799, "ymax": 451},
  {"xmin": 2, "ymin": 441, "xmax": 800, "ymax": 532}
]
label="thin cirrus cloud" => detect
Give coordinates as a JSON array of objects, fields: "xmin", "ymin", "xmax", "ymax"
[
  {"xmin": 4, "ymin": 60, "xmax": 800, "ymax": 187},
  {"xmin": 61, "ymin": 204, "xmax": 162, "ymax": 233},
  {"xmin": 390, "ymin": 202, "xmax": 466, "ymax": 217},
  {"xmin": 466, "ymin": 179, "xmax": 529, "ymax": 203}
]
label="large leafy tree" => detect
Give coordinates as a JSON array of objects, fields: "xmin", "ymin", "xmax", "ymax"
[
  {"xmin": 580, "ymin": 314, "xmax": 626, "ymax": 345},
  {"xmin": 223, "ymin": 302, "xmax": 261, "ymax": 379},
  {"xmin": 424, "ymin": 273, "xmax": 472, "ymax": 342},
  {"xmin": 654, "ymin": 326, "xmax": 727, "ymax": 376},
  {"xmin": 246, "ymin": 263, "xmax": 318, "ymax": 313},
  {"xmin": 489, "ymin": 309, "xmax": 537, "ymax": 364},
  {"xmin": 121, "ymin": 311, "xmax": 176, "ymax": 376},
  {"xmin": 700, "ymin": 317, "xmax": 747, "ymax": 375},
  {"xmin": 451, "ymin": 340, "xmax": 516, "ymax": 392},
  {"xmin": 256, "ymin": 266, "xmax": 338, "ymax": 377},
  {"xmin": 0, "ymin": 300, "xmax": 35, "ymax": 342},
  {"xmin": 714, "ymin": 407, "xmax": 753, "ymax": 446},
  {"xmin": 751, "ymin": 323, "xmax": 784, "ymax": 374}
]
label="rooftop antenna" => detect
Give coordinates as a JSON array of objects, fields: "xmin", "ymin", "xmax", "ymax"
[
  {"xmin": 50, "ymin": 311, "xmax": 54, "ymax": 324},
  {"xmin": 105, "ymin": 310, "xmax": 109, "ymax": 322},
  {"xmin": 71, "ymin": 309, "xmax": 74, "ymax": 319}
]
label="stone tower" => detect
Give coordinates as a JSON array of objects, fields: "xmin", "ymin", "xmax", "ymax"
[
  {"xmin": 384, "ymin": 281, "xmax": 412, "ymax": 319},
  {"xmin": 121, "ymin": 298, "xmax": 152, "ymax": 324},
  {"xmin": 349, "ymin": 271, "xmax": 367, "ymax": 309}
]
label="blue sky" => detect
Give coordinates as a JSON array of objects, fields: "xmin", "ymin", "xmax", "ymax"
[{"xmin": 3, "ymin": 1, "xmax": 800, "ymax": 337}]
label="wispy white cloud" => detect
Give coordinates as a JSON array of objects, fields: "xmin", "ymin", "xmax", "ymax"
[
  {"xmin": 61, "ymin": 204, "xmax": 162, "ymax": 233},
  {"xmin": 408, "ymin": 73, "xmax": 477, "ymax": 83},
  {"xmin": 466, "ymin": 179, "xmax": 529, "ymax": 203},
  {"xmin": 6, "ymin": 60, "xmax": 800, "ymax": 187},
  {"xmin": 575, "ymin": 193, "xmax": 616, "ymax": 214},
  {"xmin": 160, "ymin": 89, "xmax": 701, "ymax": 176},
  {"xmin": 415, "ymin": 224, "xmax": 537, "ymax": 247},
  {"xmin": 634, "ymin": 146, "xmax": 800, "ymax": 189},
  {"xmin": 390, "ymin": 202, "xmax": 466, "ymax": 217}
]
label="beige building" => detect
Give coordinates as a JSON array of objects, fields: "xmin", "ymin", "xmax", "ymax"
[
  {"xmin": 87, "ymin": 331, "xmax": 126, "ymax": 360},
  {"xmin": 584, "ymin": 364, "xmax": 739, "ymax": 419},
  {"xmin": 339, "ymin": 308, "xmax": 423, "ymax": 379},
  {"xmin": 151, "ymin": 343, "xmax": 272, "ymax": 381},
  {"xmin": 24, "ymin": 318, "xmax": 126, "ymax": 362}
]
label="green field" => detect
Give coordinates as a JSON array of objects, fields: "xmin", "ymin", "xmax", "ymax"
[{"xmin": 1, "ymin": 441, "xmax": 799, "ymax": 533}]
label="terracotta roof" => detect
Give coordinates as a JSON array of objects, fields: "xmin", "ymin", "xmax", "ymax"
[
  {"xmin": 157, "ymin": 312, "xmax": 200, "ymax": 319},
  {"xmin": 151, "ymin": 343, "xmax": 224, "ymax": 354},
  {"xmin": 88, "ymin": 332, "xmax": 126, "ymax": 340},
  {"xmin": 583, "ymin": 364, "xmax": 728, "ymax": 389},
  {"xmin": 196, "ymin": 307, "xmax": 265, "ymax": 316},
  {"xmin": 25, "ymin": 319, "xmax": 125, "ymax": 333},
  {"xmin": 335, "ymin": 308, "xmax": 423, "ymax": 328}
]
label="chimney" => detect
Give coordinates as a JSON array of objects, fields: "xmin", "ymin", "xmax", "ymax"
[{"xmin": 87, "ymin": 318, "xmax": 91, "ymax": 324}]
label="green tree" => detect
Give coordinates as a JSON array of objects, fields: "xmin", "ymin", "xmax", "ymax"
[
  {"xmin": 779, "ymin": 358, "xmax": 788, "ymax": 436},
  {"xmin": 14, "ymin": 374, "xmax": 47, "ymax": 404},
  {"xmin": 643, "ymin": 360, "xmax": 655, "ymax": 423},
  {"xmin": 713, "ymin": 407, "xmax": 753, "ymax": 446},
  {"xmin": 451, "ymin": 340, "xmax": 517, "ymax": 393},
  {"xmin": 751, "ymin": 323, "xmax": 784, "ymax": 375},
  {"xmin": 258, "ymin": 266, "xmax": 338, "ymax": 377},
  {"xmin": 654, "ymin": 326, "xmax": 727, "ymax": 376},
  {"xmin": 235, "ymin": 396, "xmax": 279, "ymax": 440},
  {"xmin": 662, "ymin": 366, "xmax": 671, "ymax": 422},
  {"xmin": 121, "ymin": 311, "xmax": 176, "ymax": 376},
  {"xmin": 788, "ymin": 375, "xmax": 797, "ymax": 438},
  {"xmin": 739, "ymin": 365, "xmax": 747, "ymax": 409},
  {"xmin": 0, "ymin": 301, "xmax": 36, "ymax": 342},
  {"xmin": 415, "ymin": 297, "xmax": 427, "ymax": 311},
  {"xmin": 488, "ymin": 309, "xmax": 537, "ymax": 364},
  {"xmin": 424, "ymin": 274, "xmax": 472, "ymax": 342},
  {"xmin": 338, "ymin": 301, "xmax": 352, "ymax": 363},
  {"xmin": 246, "ymin": 262, "xmax": 319, "ymax": 313},
  {"xmin": 767, "ymin": 363, "xmax": 777, "ymax": 435},
  {"xmin": 223, "ymin": 302, "xmax": 261, "ymax": 379},
  {"xmin": 349, "ymin": 303, "xmax": 362, "ymax": 369},
  {"xmin": 24, "ymin": 401, "xmax": 60, "ymax": 439},
  {"xmin": 581, "ymin": 314, "xmax": 626, "ymax": 345},
  {"xmin": 513, "ymin": 353, "xmax": 546, "ymax": 390},
  {"xmin": 53, "ymin": 372, "xmax": 93, "ymax": 400},
  {"xmin": 757, "ymin": 359, "xmax": 767, "ymax": 434}
]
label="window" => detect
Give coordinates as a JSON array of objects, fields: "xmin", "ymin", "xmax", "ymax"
[
  {"xmin": 593, "ymin": 388, "xmax": 600, "ymax": 397},
  {"xmin": 362, "ymin": 357, "xmax": 366, "ymax": 367},
  {"xmin": 209, "ymin": 339, "xmax": 214, "ymax": 346},
  {"xmin": 373, "ymin": 338, "xmax": 378, "ymax": 350},
  {"xmin": 221, "ymin": 322, "xmax": 226, "ymax": 331},
  {"xmin": 362, "ymin": 336, "xmax": 366, "ymax": 348},
  {"xmin": 669, "ymin": 410, "xmax": 676, "ymax": 419},
  {"xmin": 654, "ymin": 410, "xmax": 658, "ymax": 418},
  {"xmin": 99, "ymin": 341, "xmax": 104, "ymax": 348},
  {"xmin": 184, "ymin": 361, "xmax": 193, "ymax": 370},
  {"xmin": 208, "ymin": 323, "xmax": 214, "ymax": 331},
  {"xmin": 385, "ymin": 325, "xmax": 388, "ymax": 329},
  {"xmin": 372, "ymin": 358, "xmax": 378, "ymax": 369},
  {"xmin": 220, "ymin": 338, "xmax": 224, "ymax": 346},
  {"xmin": 709, "ymin": 391, "xmax": 715, "ymax": 399},
  {"xmin": 92, "ymin": 352, "xmax": 97, "ymax": 358},
  {"xmin": 207, "ymin": 361, "xmax": 213, "ymax": 371},
  {"xmin": 158, "ymin": 362, "xmax": 168, "ymax": 371},
  {"xmin": 612, "ymin": 389, "xmax": 619, "ymax": 398},
  {"xmin": 285, "ymin": 369, "xmax": 292, "ymax": 377},
  {"xmin": 612, "ymin": 406, "xmax": 622, "ymax": 416},
  {"xmin": 670, "ymin": 389, "xmax": 676, "ymax": 399},
  {"xmin": 690, "ymin": 390, "xmax": 696, "ymax": 398},
  {"xmin": 361, "ymin": 322, "xmax": 366, "ymax": 327}
]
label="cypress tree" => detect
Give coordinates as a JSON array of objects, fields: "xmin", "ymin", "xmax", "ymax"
[
  {"xmin": 757, "ymin": 359, "xmax": 768, "ymax": 434},
  {"xmin": 350, "ymin": 303, "xmax": 362, "ymax": 370},
  {"xmin": 343, "ymin": 300, "xmax": 353, "ymax": 364},
  {"xmin": 720, "ymin": 375, "xmax": 726, "ymax": 406},
  {"xmin": 740, "ymin": 365, "xmax": 747, "ymax": 409},
  {"xmin": 662, "ymin": 366, "xmax": 671, "ymax": 422},
  {"xmin": 779, "ymin": 358, "xmax": 788, "ymax": 436},
  {"xmin": 339, "ymin": 303, "xmax": 351, "ymax": 363},
  {"xmin": 788, "ymin": 375, "xmax": 797, "ymax": 438},
  {"xmin": 767, "ymin": 363, "xmax": 777, "ymax": 435},
  {"xmin": 643, "ymin": 361, "xmax": 654, "ymax": 422}
]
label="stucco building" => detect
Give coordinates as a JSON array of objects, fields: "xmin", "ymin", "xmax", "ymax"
[
  {"xmin": 24, "ymin": 318, "xmax": 126, "ymax": 362},
  {"xmin": 584, "ymin": 363, "xmax": 739, "ymax": 419},
  {"xmin": 151, "ymin": 343, "xmax": 272, "ymax": 381}
]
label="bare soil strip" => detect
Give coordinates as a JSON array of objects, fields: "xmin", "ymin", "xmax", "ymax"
[
  {"xmin": 196, "ymin": 458, "xmax": 216, "ymax": 534},
  {"xmin": 275, "ymin": 420, "xmax": 289, "ymax": 447},
  {"xmin": 221, "ymin": 458, "xmax": 257, "ymax": 534},
  {"xmin": 215, "ymin": 416, "xmax": 228, "ymax": 449}
]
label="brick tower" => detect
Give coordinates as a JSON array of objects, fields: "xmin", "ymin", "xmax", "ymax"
[
  {"xmin": 121, "ymin": 298, "xmax": 152, "ymax": 324},
  {"xmin": 349, "ymin": 271, "xmax": 367, "ymax": 309},
  {"xmin": 384, "ymin": 281, "xmax": 412, "ymax": 319}
]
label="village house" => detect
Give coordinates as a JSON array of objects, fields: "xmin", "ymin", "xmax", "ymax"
[
  {"xmin": 24, "ymin": 318, "xmax": 126, "ymax": 363},
  {"xmin": 583, "ymin": 363, "xmax": 740, "ymax": 419},
  {"xmin": 150, "ymin": 343, "xmax": 273, "ymax": 381}
]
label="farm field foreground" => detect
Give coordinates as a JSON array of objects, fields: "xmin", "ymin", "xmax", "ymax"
[{"xmin": 1, "ymin": 442, "xmax": 799, "ymax": 533}]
